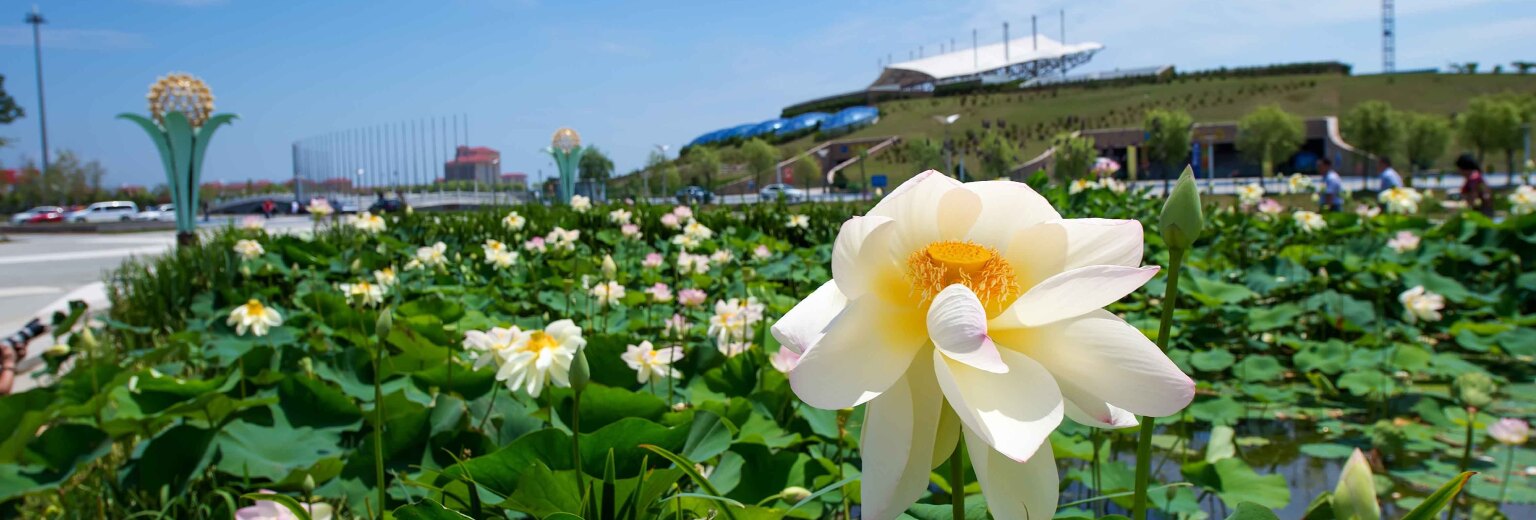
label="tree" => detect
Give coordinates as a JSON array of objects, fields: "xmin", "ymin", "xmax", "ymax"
[
  {"xmin": 1142, "ymin": 109, "xmax": 1192, "ymax": 179},
  {"xmin": 644, "ymin": 150, "xmax": 680, "ymax": 197},
  {"xmin": 792, "ymin": 154, "xmax": 821, "ymax": 192},
  {"xmin": 1236, "ymin": 104, "xmax": 1304, "ymax": 178},
  {"xmin": 740, "ymin": 138, "xmax": 779, "ymax": 189},
  {"xmin": 1403, "ymin": 112, "xmax": 1452, "ymax": 177},
  {"xmin": 904, "ymin": 138, "xmax": 945, "ymax": 172},
  {"xmin": 578, "ymin": 146, "xmax": 614, "ymax": 181},
  {"xmin": 0, "ymin": 75, "xmax": 22, "ymax": 147},
  {"xmin": 1513, "ymin": 61, "xmax": 1536, "ymax": 75},
  {"xmin": 1457, "ymin": 95, "xmax": 1523, "ymax": 173},
  {"xmin": 977, "ymin": 131, "xmax": 1020, "ymax": 179},
  {"xmin": 686, "ymin": 147, "xmax": 721, "ymax": 190},
  {"xmin": 1051, "ymin": 133, "xmax": 1096, "ymax": 180},
  {"xmin": 1341, "ymin": 100, "xmax": 1404, "ymax": 164}
]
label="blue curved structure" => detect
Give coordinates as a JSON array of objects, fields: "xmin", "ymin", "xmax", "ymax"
[
  {"xmin": 777, "ymin": 112, "xmax": 829, "ymax": 136},
  {"xmin": 820, "ymin": 106, "xmax": 880, "ymax": 134},
  {"xmin": 748, "ymin": 119, "xmax": 787, "ymax": 137},
  {"xmin": 689, "ymin": 108, "xmax": 874, "ymax": 147}
]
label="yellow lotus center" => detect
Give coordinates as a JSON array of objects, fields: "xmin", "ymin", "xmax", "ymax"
[
  {"xmin": 525, "ymin": 331, "xmax": 560, "ymax": 354},
  {"xmin": 907, "ymin": 240, "xmax": 1019, "ymax": 317},
  {"xmin": 243, "ymin": 299, "xmax": 266, "ymax": 315}
]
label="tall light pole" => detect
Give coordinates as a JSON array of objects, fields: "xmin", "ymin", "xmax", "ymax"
[
  {"xmin": 654, "ymin": 144, "xmax": 670, "ymax": 197},
  {"xmin": 26, "ymin": 6, "xmax": 49, "ymax": 172}
]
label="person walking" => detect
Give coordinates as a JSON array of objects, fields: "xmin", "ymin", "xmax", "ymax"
[
  {"xmin": 1319, "ymin": 157, "xmax": 1344, "ymax": 212},
  {"xmin": 1456, "ymin": 154, "xmax": 1494, "ymax": 216},
  {"xmin": 261, "ymin": 199, "xmax": 275, "ymax": 219},
  {"xmin": 1378, "ymin": 157, "xmax": 1403, "ymax": 190}
]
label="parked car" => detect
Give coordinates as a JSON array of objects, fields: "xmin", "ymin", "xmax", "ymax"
[
  {"xmin": 368, "ymin": 198, "xmax": 408, "ymax": 213},
  {"xmin": 9, "ymin": 206, "xmax": 64, "ymax": 225},
  {"xmin": 337, "ymin": 201, "xmax": 361, "ymax": 214},
  {"xmin": 66, "ymin": 201, "xmax": 140, "ymax": 223},
  {"xmin": 133, "ymin": 204, "xmax": 176, "ymax": 222},
  {"xmin": 758, "ymin": 183, "xmax": 807, "ymax": 202},
  {"xmin": 675, "ymin": 186, "xmax": 714, "ymax": 204}
]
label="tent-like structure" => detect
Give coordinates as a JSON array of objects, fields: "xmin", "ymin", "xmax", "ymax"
[{"xmin": 870, "ymin": 35, "xmax": 1102, "ymax": 91}]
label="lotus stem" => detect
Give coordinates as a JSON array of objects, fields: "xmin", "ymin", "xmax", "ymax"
[
  {"xmin": 373, "ymin": 340, "xmax": 387, "ymax": 518},
  {"xmin": 950, "ymin": 435, "xmax": 966, "ymax": 520},
  {"xmin": 572, "ymin": 390, "xmax": 584, "ymax": 495},
  {"xmin": 1499, "ymin": 442, "xmax": 1514, "ymax": 505},
  {"xmin": 1133, "ymin": 247, "xmax": 1186, "ymax": 520},
  {"xmin": 1453, "ymin": 407, "xmax": 1476, "ymax": 520}
]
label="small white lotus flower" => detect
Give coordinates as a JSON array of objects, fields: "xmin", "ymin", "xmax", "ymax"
[
  {"xmin": 709, "ymin": 249, "xmax": 734, "ymax": 265},
  {"xmin": 502, "ymin": 211, "xmax": 526, "ymax": 231},
  {"xmin": 621, "ymin": 223, "xmax": 642, "ymax": 238},
  {"xmin": 569, "ymin": 195, "xmax": 592, "ymax": 212},
  {"xmin": 523, "ymin": 236, "xmax": 548, "ymax": 253},
  {"xmin": 708, "ymin": 298, "xmax": 765, "ymax": 346},
  {"xmin": 770, "ymin": 348, "xmax": 801, "ymax": 373},
  {"xmin": 1069, "ymin": 178, "xmax": 1091, "ymax": 195},
  {"xmin": 1488, "ymin": 418, "xmax": 1530, "ymax": 445},
  {"xmin": 1293, "ymin": 210, "xmax": 1327, "ymax": 233},
  {"xmin": 590, "ymin": 281, "xmax": 626, "ymax": 307},
  {"xmin": 227, "ymin": 299, "xmax": 283, "ymax": 337},
  {"xmin": 753, "ymin": 244, "xmax": 772, "ymax": 259},
  {"xmin": 240, "ymin": 216, "xmax": 265, "ymax": 230},
  {"xmin": 620, "ymin": 340, "xmax": 683, "ymax": 383},
  {"xmin": 1378, "ymin": 187, "xmax": 1423, "ymax": 214},
  {"xmin": 497, "ymin": 320, "xmax": 585, "ymax": 397},
  {"xmin": 307, "ymin": 198, "xmax": 334, "ymax": 217},
  {"xmin": 236, "ymin": 491, "xmax": 334, "ymax": 520},
  {"xmin": 643, "ymin": 252, "xmax": 664, "ymax": 268},
  {"xmin": 416, "ymin": 242, "xmax": 448, "ymax": 268},
  {"xmin": 646, "ymin": 283, "xmax": 674, "ymax": 302},
  {"xmin": 233, "ymin": 239, "xmax": 265, "ymax": 260},
  {"xmin": 660, "ymin": 213, "xmax": 681, "ymax": 229},
  {"xmin": 672, "ymin": 205, "xmax": 693, "ymax": 220},
  {"xmin": 485, "ymin": 248, "xmax": 518, "ymax": 269},
  {"xmin": 677, "ymin": 252, "xmax": 711, "ymax": 275},
  {"xmin": 663, "ymin": 313, "xmax": 690, "ymax": 338},
  {"xmin": 718, "ymin": 341, "xmax": 752, "ymax": 357},
  {"xmin": 463, "ymin": 326, "xmax": 522, "ymax": 371},
  {"xmin": 352, "ymin": 211, "xmax": 387, "ymax": 233},
  {"xmin": 1398, "ymin": 285, "xmax": 1444, "ymax": 323},
  {"xmin": 1355, "ymin": 204, "xmax": 1381, "ymax": 219},
  {"xmin": 1236, "ymin": 183, "xmax": 1265, "ymax": 207},
  {"xmin": 374, "ymin": 266, "xmax": 397, "ymax": 287},
  {"xmin": 677, "ymin": 289, "xmax": 707, "ymax": 308},
  {"xmin": 609, "ymin": 208, "xmax": 633, "ymax": 224},
  {"xmin": 1509, "ymin": 185, "xmax": 1536, "ymax": 216},
  {"xmin": 1288, "ymin": 173, "xmax": 1315, "ymax": 193},
  {"xmin": 339, "ymin": 280, "xmax": 385, "ymax": 306},
  {"xmin": 1386, "ymin": 231, "xmax": 1419, "ymax": 253},
  {"xmin": 546, "ymin": 227, "xmax": 580, "ymax": 251},
  {"xmin": 1258, "ymin": 198, "xmax": 1284, "ymax": 215},
  {"xmin": 787, "ymin": 214, "xmax": 810, "ymax": 229}
]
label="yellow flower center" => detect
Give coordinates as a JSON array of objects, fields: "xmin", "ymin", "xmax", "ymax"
[
  {"xmin": 243, "ymin": 299, "xmax": 266, "ymax": 315},
  {"xmin": 907, "ymin": 240, "xmax": 1019, "ymax": 317},
  {"xmin": 525, "ymin": 331, "xmax": 560, "ymax": 353}
]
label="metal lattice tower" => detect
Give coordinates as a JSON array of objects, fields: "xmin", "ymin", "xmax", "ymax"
[{"xmin": 1382, "ymin": 0, "xmax": 1395, "ymax": 72}]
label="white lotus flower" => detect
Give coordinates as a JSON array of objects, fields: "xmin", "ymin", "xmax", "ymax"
[
  {"xmin": 569, "ymin": 195, "xmax": 592, "ymax": 212},
  {"xmin": 621, "ymin": 223, "xmax": 642, "ymax": 238},
  {"xmin": 227, "ymin": 299, "xmax": 282, "ymax": 337},
  {"xmin": 497, "ymin": 320, "xmax": 585, "ymax": 397},
  {"xmin": 1237, "ymin": 183, "xmax": 1265, "ymax": 207},
  {"xmin": 677, "ymin": 289, "xmax": 707, "ymax": 307},
  {"xmin": 546, "ymin": 227, "xmax": 580, "ymax": 251},
  {"xmin": 645, "ymin": 283, "xmax": 674, "ymax": 302},
  {"xmin": 1489, "ymin": 418, "xmax": 1530, "ymax": 445},
  {"xmin": 1509, "ymin": 185, "xmax": 1536, "ymax": 216},
  {"xmin": 1069, "ymin": 178, "xmax": 1091, "ymax": 195},
  {"xmin": 463, "ymin": 326, "xmax": 522, "ymax": 371},
  {"xmin": 609, "ymin": 208, "xmax": 633, "ymax": 224},
  {"xmin": 502, "ymin": 211, "xmax": 526, "ymax": 231},
  {"xmin": 236, "ymin": 492, "xmax": 333, "ymax": 520},
  {"xmin": 1355, "ymin": 204, "xmax": 1381, "ymax": 219},
  {"xmin": 753, "ymin": 244, "xmax": 772, "ymax": 259},
  {"xmin": 339, "ymin": 280, "xmax": 385, "ymax": 306},
  {"xmin": 352, "ymin": 211, "xmax": 386, "ymax": 233},
  {"xmin": 1386, "ymin": 231, "xmax": 1419, "ymax": 253},
  {"xmin": 1258, "ymin": 199, "xmax": 1284, "ymax": 215},
  {"xmin": 709, "ymin": 249, "xmax": 734, "ymax": 266},
  {"xmin": 589, "ymin": 281, "xmax": 626, "ymax": 307},
  {"xmin": 1293, "ymin": 210, "xmax": 1327, "ymax": 233},
  {"xmin": 1288, "ymin": 173, "xmax": 1314, "ymax": 193},
  {"xmin": 373, "ymin": 266, "xmax": 397, "ymax": 287},
  {"xmin": 787, "ymin": 214, "xmax": 810, "ymax": 229},
  {"xmin": 233, "ymin": 239, "xmax": 265, "ymax": 260},
  {"xmin": 677, "ymin": 252, "xmax": 711, "ymax": 275},
  {"xmin": 307, "ymin": 198, "xmax": 334, "ymax": 217},
  {"xmin": 241, "ymin": 216, "xmax": 265, "ymax": 230},
  {"xmin": 770, "ymin": 171, "xmax": 1193, "ymax": 519},
  {"xmin": 621, "ymin": 340, "xmax": 683, "ymax": 383},
  {"xmin": 1378, "ymin": 187, "xmax": 1423, "ymax": 214},
  {"xmin": 660, "ymin": 213, "xmax": 681, "ymax": 229},
  {"xmin": 708, "ymin": 298, "xmax": 765, "ymax": 346},
  {"xmin": 1399, "ymin": 285, "xmax": 1444, "ymax": 323},
  {"xmin": 485, "ymin": 248, "xmax": 518, "ymax": 269},
  {"xmin": 416, "ymin": 242, "xmax": 448, "ymax": 268}
]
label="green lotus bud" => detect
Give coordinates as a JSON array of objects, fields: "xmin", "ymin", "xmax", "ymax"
[
  {"xmin": 1333, "ymin": 448, "xmax": 1380, "ymax": 520},
  {"xmin": 303, "ymin": 474, "xmax": 317, "ymax": 495},
  {"xmin": 1453, "ymin": 372, "xmax": 1496, "ymax": 409},
  {"xmin": 375, "ymin": 307, "xmax": 394, "ymax": 340},
  {"xmin": 780, "ymin": 486, "xmax": 812, "ymax": 503},
  {"xmin": 78, "ymin": 327, "xmax": 99, "ymax": 350},
  {"xmin": 569, "ymin": 347, "xmax": 590, "ymax": 395},
  {"xmin": 601, "ymin": 254, "xmax": 617, "ymax": 279},
  {"xmin": 1159, "ymin": 166, "xmax": 1205, "ymax": 252}
]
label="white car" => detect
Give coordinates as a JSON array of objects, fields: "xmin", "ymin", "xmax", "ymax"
[
  {"xmin": 133, "ymin": 204, "xmax": 176, "ymax": 222},
  {"xmin": 759, "ymin": 183, "xmax": 807, "ymax": 202},
  {"xmin": 67, "ymin": 201, "xmax": 140, "ymax": 223},
  {"xmin": 9, "ymin": 206, "xmax": 65, "ymax": 225}
]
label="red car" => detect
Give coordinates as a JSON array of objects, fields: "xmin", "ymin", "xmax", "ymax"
[
  {"xmin": 26, "ymin": 209, "xmax": 65, "ymax": 223},
  {"xmin": 9, "ymin": 206, "xmax": 64, "ymax": 225}
]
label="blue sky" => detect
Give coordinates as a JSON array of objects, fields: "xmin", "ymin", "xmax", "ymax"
[{"xmin": 0, "ymin": 0, "xmax": 1531, "ymax": 189}]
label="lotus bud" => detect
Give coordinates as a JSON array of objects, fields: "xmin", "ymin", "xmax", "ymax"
[
  {"xmin": 569, "ymin": 346, "xmax": 590, "ymax": 395},
  {"xmin": 1159, "ymin": 166, "xmax": 1204, "ymax": 252},
  {"xmin": 601, "ymin": 254, "xmax": 617, "ymax": 279},
  {"xmin": 43, "ymin": 343, "xmax": 70, "ymax": 358},
  {"xmin": 78, "ymin": 327, "xmax": 99, "ymax": 350},
  {"xmin": 1453, "ymin": 372, "xmax": 1495, "ymax": 409},
  {"xmin": 780, "ymin": 486, "xmax": 812, "ymax": 503},
  {"xmin": 1333, "ymin": 448, "xmax": 1380, "ymax": 520},
  {"xmin": 375, "ymin": 307, "xmax": 394, "ymax": 340},
  {"xmin": 303, "ymin": 474, "xmax": 316, "ymax": 495}
]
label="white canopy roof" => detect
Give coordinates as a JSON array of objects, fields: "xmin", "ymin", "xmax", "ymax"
[{"xmin": 878, "ymin": 35, "xmax": 1103, "ymax": 84}]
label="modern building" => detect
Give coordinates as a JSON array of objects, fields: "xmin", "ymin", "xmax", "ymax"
[
  {"xmin": 870, "ymin": 35, "xmax": 1103, "ymax": 91},
  {"xmin": 444, "ymin": 146, "xmax": 501, "ymax": 184},
  {"xmin": 500, "ymin": 172, "xmax": 528, "ymax": 187}
]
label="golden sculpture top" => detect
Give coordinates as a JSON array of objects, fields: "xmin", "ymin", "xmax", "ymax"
[
  {"xmin": 148, "ymin": 73, "xmax": 215, "ymax": 127},
  {"xmin": 551, "ymin": 127, "xmax": 581, "ymax": 152}
]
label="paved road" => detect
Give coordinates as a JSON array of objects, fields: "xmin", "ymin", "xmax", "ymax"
[{"xmin": 0, "ymin": 216, "xmax": 313, "ymax": 333}]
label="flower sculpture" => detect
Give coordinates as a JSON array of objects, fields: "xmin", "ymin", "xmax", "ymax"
[
  {"xmin": 771, "ymin": 171, "xmax": 1193, "ymax": 518},
  {"xmin": 119, "ymin": 73, "xmax": 235, "ymax": 246}
]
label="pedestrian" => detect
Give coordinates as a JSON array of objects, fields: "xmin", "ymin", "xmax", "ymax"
[
  {"xmin": 290, "ymin": 200, "xmax": 299, "ymax": 215},
  {"xmin": 1319, "ymin": 157, "xmax": 1343, "ymax": 212},
  {"xmin": 1378, "ymin": 157, "xmax": 1403, "ymax": 190},
  {"xmin": 201, "ymin": 200, "xmax": 209, "ymax": 223},
  {"xmin": 261, "ymin": 199, "xmax": 275, "ymax": 219},
  {"xmin": 1456, "ymin": 154, "xmax": 1494, "ymax": 216}
]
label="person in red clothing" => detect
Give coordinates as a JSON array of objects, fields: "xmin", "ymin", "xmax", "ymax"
[{"xmin": 1455, "ymin": 154, "xmax": 1494, "ymax": 216}]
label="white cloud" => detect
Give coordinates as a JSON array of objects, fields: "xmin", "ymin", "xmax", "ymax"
[{"xmin": 0, "ymin": 27, "xmax": 149, "ymax": 50}]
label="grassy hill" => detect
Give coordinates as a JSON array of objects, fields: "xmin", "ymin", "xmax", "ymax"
[{"xmin": 619, "ymin": 72, "xmax": 1536, "ymax": 196}]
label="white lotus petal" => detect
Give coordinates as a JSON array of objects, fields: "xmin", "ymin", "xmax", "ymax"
[
  {"xmin": 930, "ymin": 403, "xmax": 962, "ymax": 470},
  {"xmin": 859, "ymin": 354, "xmax": 943, "ymax": 520},
  {"xmin": 962, "ymin": 180, "xmax": 1061, "ymax": 248},
  {"xmin": 996, "ymin": 265, "xmax": 1159, "ymax": 328},
  {"xmin": 965, "ymin": 429, "xmax": 1059, "ymax": 520},
  {"xmin": 926, "ymin": 284, "xmax": 1007, "ymax": 373},
  {"xmin": 789, "ymin": 297, "xmax": 926, "ymax": 409},
  {"xmin": 1060, "ymin": 376, "xmax": 1140, "ymax": 429},
  {"xmin": 932, "ymin": 348, "xmax": 1063, "ymax": 462},
  {"xmin": 1020, "ymin": 309, "xmax": 1195, "ymax": 418},
  {"xmin": 1007, "ymin": 218, "xmax": 1146, "ymax": 291},
  {"xmin": 770, "ymin": 281, "xmax": 848, "ymax": 355},
  {"xmin": 868, "ymin": 171, "xmax": 979, "ymax": 253},
  {"xmin": 831, "ymin": 216, "xmax": 897, "ymax": 299}
]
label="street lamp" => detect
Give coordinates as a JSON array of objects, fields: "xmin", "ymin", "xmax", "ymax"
[
  {"xmin": 25, "ymin": 6, "xmax": 48, "ymax": 173},
  {"xmin": 934, "ymin": 114, "xmax": 960, "ymax": 178}
]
